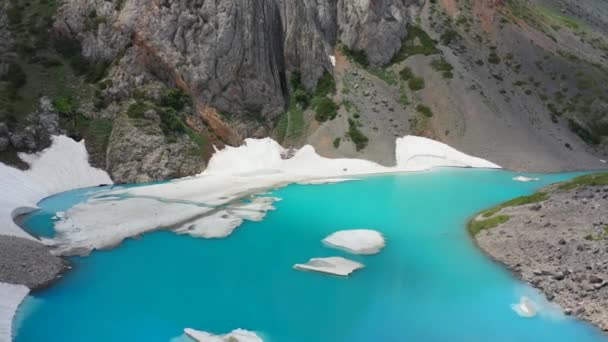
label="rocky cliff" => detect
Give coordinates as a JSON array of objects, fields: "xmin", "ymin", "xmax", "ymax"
[{"xmin": 1, "ymin": 0, "xmax": 607, "ymax": 182}]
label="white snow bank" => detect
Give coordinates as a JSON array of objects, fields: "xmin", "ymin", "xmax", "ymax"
[
  {"xmin": 184, "ymin": 328, "xmax": 263, "ymax": 342},
  {"xmin": 323, "ymin": 229, "xmax": 385, "ymax": 255},
  {"xmin": 329, "ymin": 55, "xmax": 336, "ymax": 67},
  {"xmin": 511, "ymin": 296, "xmax": 537, "ymax": 318},
  {"xmin": 0, "ymin": 135, "xmax": 112, "ymax": 239},
  {"xmin": 0, "ymin": 282, "xmax": 29, "ymax": 342},
  {"xmin": 294, "ymin": 257, "xmax": 364, "ymax": 276},
  {"xmin": 49, "ymin": 135, "xmax": 499, "ymax": 254},
  {"xmin": 513, "ymin": 176, "xmax": 540, "ymax": 182}
]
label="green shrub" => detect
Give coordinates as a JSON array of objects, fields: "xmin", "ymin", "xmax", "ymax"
[
  {"xmin": 313, "ymin": 97, "xmax": 338, "ymax": 122},
  {"xmin": 488, "ymin": 52, "xmax": 501, "ymax": 64},
  {"xmin": 399, "ymin": 66, "xmax": 414, "ymax": 80},
  {"xmin": 416, "ymin": 104, "xmax": 433, "ymax": 117},
  {"xmin": 1, "ymin": 63, "xmax": 27, "ymax": 89},
  {"xmin": 408, "ymin": 77, "xmax": 425, "ymax": 91},
  {"xmin": 53, "ymin": 96, "xmax": 78, "ymax": 116},
  {"xmin": 341, "ymin": 45, "xmax": 369, "ymax": 67},
  {"xmin": 160, "ymin": 88, "xmax": 190, "ymax": 111},
  {"xmin": 392, "ymin": 25, "xmax": 438, "ymax": 63},
  {"xmin": 430, "ymin": 57, "xmax": 454, "ymax": 79},
  {"xmin": 348, "ymin": 119, "xmax": 368, "ymax": 151},
  {"xmin": 315, "ymin": 71, "xmax": 336, "ymax": 98},
  {"xmin": 159, "ymin": 108, "xmax": 186, "ymax": 135},
  {"xmin": 127, "ymin": 101, "xmax": 148, "ymax": 119},
  {"xmin": 333, "ymin": 137, "xmax": 341, "ymax": 148},
  {"xmin": 292, "ymin": 88, "xmax": 311, "ymax": 108},
  {"xmin": 568, "ymin": 119, "xmax": 600, "ymax": 145},
  {"xmin": 440, "ymin": 29, "xmax": 460, "ymax": 45}
]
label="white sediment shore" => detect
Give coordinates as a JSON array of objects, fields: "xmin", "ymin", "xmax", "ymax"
[
  {"xmin": 323, "ymin": 229, "xmax": 385, "ymax": 255},
  {"xmin": 294, "ymin": 257, "xmax": 364, "ymax": 276},
  {"xmin": 0, "ymin": 283, "xmax": 29, "ymax": 342},
  {"xmin": 184, "ymin": 328, "xmax": 263, "ymax": 342},
  {"xmin": 49, "ymin": 136, "xmax": 499, "ymax": 254}
]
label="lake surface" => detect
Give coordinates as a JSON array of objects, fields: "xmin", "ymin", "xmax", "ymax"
[{"xmin": 14, "ymin": 169, "xmax": 608, "ymax": 342}]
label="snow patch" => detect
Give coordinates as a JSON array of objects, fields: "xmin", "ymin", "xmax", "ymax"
[
  {"xmin": 329, "ymin": 55, "xmax": 336, "ymax": 67},
  {"xmin": 0, "ymin": 135, "xmax": 112, "ymax": 239},
  {"xmin": 184, "ymin": 328, "xmax": 263, "ymax": 342},
  {"xmin": 0, "ymin": 282, "xmax": 29, "ymax": 342},
  {"xmin": 294, "ymin": 257, "xmax": 364, "ymax": 276},
  {"xmin": 323, "ymin": 229, "xmax": 385, "ymax": 255}
]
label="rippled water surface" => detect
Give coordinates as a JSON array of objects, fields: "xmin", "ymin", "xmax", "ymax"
[{"xmin": 14, "ymin": 169, "xmax": 608, "ymax": 342}]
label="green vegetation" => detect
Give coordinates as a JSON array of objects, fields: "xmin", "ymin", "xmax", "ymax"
[
  {"xmin": 481, "ymin": 192, "xmax": 549, "ymax": 218},
  {"xmin": 368, "ymin": 68, "xmax": 397, "ymax": 85},
  {"xmin": 488, "ymin": 51, "xmax": 501, "ymax": 64},
  {"xmin": 312, "ymin": 97, "xmax": 338, "ymax": 122},
  {"xmin": 568, "ymin": 119, "xmax": 600, "ymax": 145},
  {"xmin": 440, "ymin": 29, "xmax": 460, "ymax": 45},
  {"xmin": 347, "ymin": 119, "xmax": 368, "ymax": 151},
  {"xmin": 160, "ymin": 88, "xmax": 190, "ymax": 111},
  {"xmin": 399, "ymin": 66, "xmax": 414, "ymax": 81},
  {"xmin": 333, "ymin": 137, "xmax": 341, "ymax": 149},
  {"xmin": 314, "ymin": 71, "xmax": 336, "ymax": 98},
  {"xmin": 127, "ymin": 101, "xmax": 149, "ymax": 119},
  {"xmin": 340, "ymin": 45, "xmax": 369, "ymax": 68},
  {"xmin": 408, "ymin": 77, "xmax": 425, "ymax": 91},
  {"xmin": 392, "ymin": 25, "xmax": 438, "ymax": 63},
  {"xmin": 557, "ymin": 173, "xmax": 608, "ymax": 191},
  {"xmin": 416, "ymin": 104, "xmax": 433, "ymax": 117},
  {"xmin": 430, "ymin": 57, "xmax": 454, "ymax": 79},
  {"xmin": 468, "ymin": 215, "xmax": 510, "ymax": 236}
]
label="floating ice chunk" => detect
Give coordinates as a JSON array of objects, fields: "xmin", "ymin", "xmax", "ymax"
[
  {"xmin": 184, "ymin": 328, "xmax": 263, "ymax": 342},
  {"xmin": 0, "ymin": 282, "xmax": 30, "ymax": 342},
  {"xmin": 601, "ymin": 159, "xmax": 607, "ymax": 163},
  {"xmin": 323, "ymin": 229, "xmax": 385, "ymax": 255},
  {"xmin": 174, "ymin": 197, "xmax": 279, "ymax": 239},
  {"xmin": 513, "ymin": 176, "xmax": 540, "ymax": 182},
  {"xmin": 294, "ymin": 257, "xmax": 364, "ymax": 276},
  {"xmin": 511, "ymin": 296, "xmax": 537, "ymax": 317}
]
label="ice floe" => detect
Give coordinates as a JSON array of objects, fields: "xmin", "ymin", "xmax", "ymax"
[
  {"xmin": 294, "ymin": 257, "xmax": 364, "ymax": 276},
  {"xmin": 0, "ymin": 135, "xmax": 112, "ymax": 240},
  {"xmin": 184, "ymin": 328, "xmax": 263, "ymax": 342},
  {"xmin": 0, "ymin": 282, "xmax": 29, "ymax": 342},
  {"xmin": 323, "ymin": 229, "xmax": 385, "ymax": 255},
  {"xmin": 511, "ymin": 296, "xmax": 538, "ymax": 318},
  {"xmin": 513, "ymin": 176, "xmax": 540, "ymax": 182}
]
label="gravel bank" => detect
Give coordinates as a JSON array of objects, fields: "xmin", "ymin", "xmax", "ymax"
[
  {"xmin": 0, "ymin": 235, "xmax": 67, "ymax": 289},
  {"xmin": 473, "ymin": 179, "xmax": 608, "ymax": 331}
]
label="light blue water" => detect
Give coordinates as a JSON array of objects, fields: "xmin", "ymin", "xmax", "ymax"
[{"xmin": 14, "ymin": 169, "xmax": 608, "ymax": 342}]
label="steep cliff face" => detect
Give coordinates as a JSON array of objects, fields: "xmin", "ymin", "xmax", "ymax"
[{"xmin": 337, "ymin": 0, "xmax": 419, "ymax": 66}]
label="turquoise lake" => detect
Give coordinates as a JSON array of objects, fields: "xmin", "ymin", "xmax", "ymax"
[{"xmin": 13, "ymin": 168, "xmax": 608, "ymax": 342}]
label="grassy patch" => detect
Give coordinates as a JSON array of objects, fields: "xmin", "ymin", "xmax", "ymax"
[
  {"xmin": 408, "ymin": 77, "xmax": 425, "ymax": 91},
  {"xmin": 481, "ymin": 192, "xmax": 549, "ymax": 218},
  {"xmin": 314, "ymin": 71, "xmax": 336, "ymax": 98},
  {"xmin": 399, "ymin": 66, "xmax": 414, "ymax": 81},
  {"xmin": 430, "ymin": 57, "xmax": 454, "ymax": 79},
  {"xmin": 468, "ymin": 215, "xmax": 510, "ymax": 236},
  {"xmin": 568, "ymin": 119, "xmax": 600, "ymax": 145},
  {"xmin": 416, "ymin": 104, "xmax": 433, "ymax": 117},
  {"xmin": 557, "ymin": 173, "xmax": 608, "ymax": 191},
  {"xmin": 392, "ymin": 25, "xmax": 438, "ymax": 63},
  {"xmin": 347, "ymin": 119, "xmax": 368, "ymax": 151}
]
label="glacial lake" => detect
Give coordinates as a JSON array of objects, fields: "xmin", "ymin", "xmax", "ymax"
[{"xmin": 13, "ymin": 168, "xmax": 608, "ymax": 342}]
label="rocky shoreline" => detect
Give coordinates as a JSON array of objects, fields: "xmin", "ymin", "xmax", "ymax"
[{"xmin": 471, "ymin": 174, "xmax": 608, "ymax": 331}]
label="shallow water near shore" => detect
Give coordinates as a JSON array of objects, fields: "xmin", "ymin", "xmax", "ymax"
[{"xmin": 14, "ymin": 168, "xmax": 608, "ymax": 342}]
